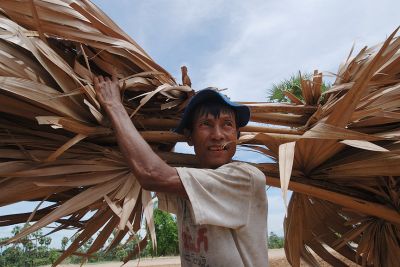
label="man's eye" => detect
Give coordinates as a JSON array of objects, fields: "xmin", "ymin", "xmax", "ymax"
[
  {"xmin": 224, "ymin": 121, "xmax": 233, "ymax": 127},
  {"xmin": 200, "ymin": 121, "xmax": 211, "ymax": 126}
]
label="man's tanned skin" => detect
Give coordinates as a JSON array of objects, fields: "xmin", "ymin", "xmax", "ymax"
[{"xmin": 189, "ymin": 112, "xmax": 237, "ymax": 169}]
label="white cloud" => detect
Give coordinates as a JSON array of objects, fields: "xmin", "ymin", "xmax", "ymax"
[
  {"xmin": 0, "ymin": 225, "xmax": 14, "ymax": 238},
  {"xmin": 190, "ymin": 0, "xmax": 400, "ymax": 101},
  {"xmin": 268, "ymin": 212, "xmax": 286, "ymax": 236},
  {"xmin": 93, "ymin": 0, "xmax": 399, "ymax": 102},
  {"xmin": 174, "ymin": 142, "xmax": 194, "ymax": 154}
]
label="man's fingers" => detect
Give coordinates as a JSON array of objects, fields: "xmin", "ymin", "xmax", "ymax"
[{"xmin": 93, "ymin": 75, "xmax": 120, "ymax": 93}]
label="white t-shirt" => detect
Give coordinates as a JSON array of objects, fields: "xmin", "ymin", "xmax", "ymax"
[{"xmin": 158, "ymin": 162, "xmax": 268, "ymax": 267}]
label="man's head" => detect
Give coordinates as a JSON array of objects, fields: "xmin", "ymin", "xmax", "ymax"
[{"xmin": 175, "ymin": 89, "xmax": 250, "ymax": 169}]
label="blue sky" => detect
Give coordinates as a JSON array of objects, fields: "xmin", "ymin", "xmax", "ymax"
[
  {"xmin": 1, "ymin": 0, "xmax": 399, "ymax": 249},
  {"xmin": 92, "ymin": 0, "xmax": 399, "ymax": 101}
]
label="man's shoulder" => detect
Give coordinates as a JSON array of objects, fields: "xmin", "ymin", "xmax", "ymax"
[
  {"xmin": 220, "ymin": 162, "xmax": 265, "ymax": 179},
  {"xmin": 175, "ymin": 162, "xmax": 265, "ymax": 185}
]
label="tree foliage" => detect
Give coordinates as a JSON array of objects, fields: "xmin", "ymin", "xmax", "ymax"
[
  {"xmin": 0, "ymin": 225, "xmax": 60, "ymax": 267},
  {"xmin": 1, "ymin": 209, "xmax": 179, "ymax": 266},
  {"xmin": 268, "ymin": 72, "xmax": 330, "ymax": 103},
  {"xmin": 268, "ymin": 232, "xmax": 284, "ymax": 249},
  {"xmin": 143, "ymin": 208, "xmax": 179, "ymax": 257}
]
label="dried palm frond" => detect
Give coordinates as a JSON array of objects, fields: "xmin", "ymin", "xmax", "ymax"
[
  {"xmin": 0, "ymin": 0, "xmax": 191, "ymax": 264},
  {"xmin": 246, "ymin": 28, "xmax": 400, "ymax": 266}
]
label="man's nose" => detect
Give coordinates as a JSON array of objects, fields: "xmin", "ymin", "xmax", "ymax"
[{"xmin": 210, "ymin": 125, "xmax": 224, "ymax": 140}]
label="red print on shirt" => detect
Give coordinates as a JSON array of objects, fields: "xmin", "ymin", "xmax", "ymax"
[{"xmin": 182, "ymin": 227, "xmax": 208, "ymax": 253}]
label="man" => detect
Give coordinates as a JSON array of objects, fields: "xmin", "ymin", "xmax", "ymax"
[{"xmin": 94, "ymin": 76, "xmax": 268, "ymax": 266}]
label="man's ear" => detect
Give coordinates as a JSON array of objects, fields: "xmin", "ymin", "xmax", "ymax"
[{"xmin": 183, "ymin": 129, "xmax": 193, "ymax": 146}]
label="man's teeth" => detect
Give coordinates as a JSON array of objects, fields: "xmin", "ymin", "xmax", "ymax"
[{"xmin": 209, "ymin": 145, "xmax": 227, "ymax": 151}]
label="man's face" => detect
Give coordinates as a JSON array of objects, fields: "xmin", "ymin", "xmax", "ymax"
[{"xmin": 190, "ymin": 110, "xmax": 238, "ymax": 169}]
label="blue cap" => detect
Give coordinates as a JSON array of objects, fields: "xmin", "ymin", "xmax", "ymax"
[{"xmin": 175, "ymin": 88, "xmax": 250, "ymax": 134}]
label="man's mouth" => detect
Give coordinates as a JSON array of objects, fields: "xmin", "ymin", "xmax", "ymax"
[{"xmin": 208, "ymin": 145, "xmax": 228, "ymax": 151}]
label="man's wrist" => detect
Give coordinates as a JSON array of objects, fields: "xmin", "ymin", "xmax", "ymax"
[{"xmin": 102, "ymin": 100, "xmax": 125, "ymax": 115}]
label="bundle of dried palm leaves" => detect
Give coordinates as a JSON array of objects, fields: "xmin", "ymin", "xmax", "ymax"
[
  {"xmin": 0, "ymin": 0, "xmax": 191, "ymax": 264},
  {"xmin": 0, "ymin": 0, "xmax": 398, "ymax": 266},
  {"xmin": 242, "ymin": 31, "xmax": 400, "ymax": 266}
]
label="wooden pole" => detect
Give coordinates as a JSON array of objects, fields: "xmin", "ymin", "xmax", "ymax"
[
  {"xmin": 265, "ymin": 176, "xmax": 400, "ymax": 225},
  {"xmin": 244, "ymin": 103, "xmax": 317, "ymax": 115},
  {"xmin": 251, "ymin": 113, "xmax": 309, "ymax": 127},
  {"xmin": 139, "ymin": 131, "xmax": 301, "ymax": 143},
  {"xmin": 242, "ymin": 125, "xmax": 303, "ymax": 135}
]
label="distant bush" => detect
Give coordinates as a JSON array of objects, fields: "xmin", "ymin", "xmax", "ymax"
[
  {"xmin": 142, "ymin": 208, "xmax": 179, "ymax": 257},
  {"xmin": 0, "ymin": 226, "xmax": 60, "ymax": 267},
  {"xmin": 0, "ymin": 209, "xmax": 180, "ymax": 266},
  {"xmin": 268, "ymin": 232, "xmax": 284, "ymax": 249}
]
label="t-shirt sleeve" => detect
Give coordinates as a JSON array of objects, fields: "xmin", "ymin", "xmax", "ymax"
[{"xmin": 176, "ymin": 162, "xmax": 265, "ymax": 229}]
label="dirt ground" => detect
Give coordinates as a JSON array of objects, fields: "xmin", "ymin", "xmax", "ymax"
[{"xmin": 46, "ymin": 248, "xmax": 360, "ymax": 267}]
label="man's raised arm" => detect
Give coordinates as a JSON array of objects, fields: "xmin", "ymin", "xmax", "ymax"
[{"xmin": 93, "ymin": 75, "xmax": 187, "ymax": 197}]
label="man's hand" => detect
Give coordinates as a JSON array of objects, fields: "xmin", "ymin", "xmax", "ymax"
[{"xmin": 93, "ymin": 75, "xmax": 122, "ymax": 110}]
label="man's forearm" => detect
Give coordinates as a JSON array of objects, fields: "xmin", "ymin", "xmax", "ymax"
[{"xmin": 103, "ymin": 102, "xmax": 181, "ymax": 192}]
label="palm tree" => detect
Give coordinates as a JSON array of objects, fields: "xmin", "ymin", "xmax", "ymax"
[{"xmin": 268, "ymin": 72, "xmax": 330, "ymax": 103}]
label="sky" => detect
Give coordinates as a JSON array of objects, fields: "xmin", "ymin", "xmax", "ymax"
[
  {"xmin": 92, "ymin": 0, "xmax": 398, "ymax": 101},
  {"xmin": 1, "ymin": 0, "xmax": 399, "ymax": 249}
]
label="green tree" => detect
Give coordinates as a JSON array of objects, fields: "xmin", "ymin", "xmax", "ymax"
[
  {"xmin": 1, "ymin": 246, "xmax": 23, "ymax": 266},
  {"xmin": 143, "ymin": 208, "xmax": 179, "ymax": 256},
  {"xmin": 268, "ymin": 232, "xmax": 284, "ymax": 249},
  {"xmin": 0, "ymin": 225, "xmax": 60, "ymax": 267},
  {"xmin": 61, "ymin": 236, "xmax": 69, "ymax": 251},
  {"xmin": 268, "ymin": 72, "xmax": 330, "ymax": 103}
]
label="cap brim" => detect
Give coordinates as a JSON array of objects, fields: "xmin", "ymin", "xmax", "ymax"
[{"xmin": 175, "ymin": 89, "xmax": 250, "ymax": 134}]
